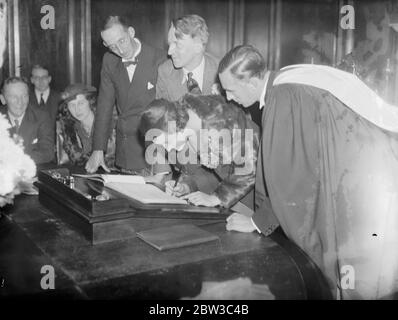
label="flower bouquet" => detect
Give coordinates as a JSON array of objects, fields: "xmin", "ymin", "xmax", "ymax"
[{"xmin": 0, "ymin": 113, "xmax": 36, "ymax": 207}]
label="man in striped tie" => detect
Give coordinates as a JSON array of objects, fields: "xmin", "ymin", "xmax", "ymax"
[
  {"xmin": 150, "ymin": 15, "xmax": 223, "ymax": 196},
  {"xmin": 156, "ymin": 14, "xmax": 219, "ymax": 101},
  {"xmin": 29, "ymin": 65, "xmax": 61, "ymax": 130}
]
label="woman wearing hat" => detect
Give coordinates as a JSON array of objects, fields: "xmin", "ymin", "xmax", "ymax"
[{"xmin": 58, "ymin": 83, "xmax": 115, "ymax": 166}]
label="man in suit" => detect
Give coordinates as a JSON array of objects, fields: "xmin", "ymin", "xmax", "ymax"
[
  {"xmin": 218, "ymin": 45, "xmax": 398, "ymax": 299},
  {"xmin": 0, "ymin": 77, "xmax": 54, "ymax": 164},
  {"xmin": 156, "ymin": 14, "xmax": 219, "ymax": 100},
  {"xmin": 85, "ymin": 16, "xmax": 165, "ymax": 173},
  {"xmin": 29, "ymin": 64, "xmax": 61, "ymax": 128},
  {"xmin": 150, "ymin": 14, "xmax": 224, "ymax": 192}
]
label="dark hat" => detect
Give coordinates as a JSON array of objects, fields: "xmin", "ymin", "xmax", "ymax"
[{"xmin": 60, "ymin": 83, "xmax": 97, "ymax": 104}]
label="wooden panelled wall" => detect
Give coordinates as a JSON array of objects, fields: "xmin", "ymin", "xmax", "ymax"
[
  {"xmin": 3, "ymin": 0, "xmax": 287, "ymax": 90},
  {"xmin": 3, "ymin": 0, "xmax": 398, "ymax": 103},
  {"xmin": 6, "ymin": 0, "xmax": 69, "ymax": 90},
  {"xmin": 89, "ymin": 0, "xmax": 282, "ymax": 89}
]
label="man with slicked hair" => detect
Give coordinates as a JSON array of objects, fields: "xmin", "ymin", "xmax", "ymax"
[
  {"xmin": 219, "ymin": 45, "xmax": 398, "ymax": 299},
  {"xmin": 156, "ymin": 14, "xmax": 219, "ymax": 101},
  {"xmin": 150, "ymin": 14, "xmax": 224, "ymax": 194},
  {"xmin": 86, "ymin": 16, "xmax": 165, "ymax": 173},
  {"xmin": 29, "ymin": 64, "xmax": 61, "ymax": 129}
]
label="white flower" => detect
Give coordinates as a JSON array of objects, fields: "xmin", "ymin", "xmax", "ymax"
[
  {"xmin": 211, "ymin": 83, "xmax": 221, "ymax": 95},
  {"xmin": 0, "ymin": 114, "xmax": 36, "ymax": 206}
]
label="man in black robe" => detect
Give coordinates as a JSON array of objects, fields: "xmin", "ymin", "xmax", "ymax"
[{"xmin": 218, "ymin": 45, "xmax": 398, "ymax": 299}]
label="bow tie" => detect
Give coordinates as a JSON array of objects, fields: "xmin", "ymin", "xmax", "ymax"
[{"xmin": 122, "ymin": 59, "xmax": 138, "ymax": 68}]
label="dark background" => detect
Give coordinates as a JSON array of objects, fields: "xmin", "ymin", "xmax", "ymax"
[{"xmin": 1, "ymin": 0, "xmax": 397, "ymax": 103}]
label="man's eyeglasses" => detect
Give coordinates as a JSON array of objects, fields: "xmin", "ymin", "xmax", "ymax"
[
  {"xmin": 103, "ymin": 35, "xmax": 129, "ymax": 52},
  {"xmin": 32, "ymin": 76, "xmax": 50, "ymax": 81}
]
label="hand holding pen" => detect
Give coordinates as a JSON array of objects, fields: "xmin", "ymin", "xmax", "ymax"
[
  {"xmin": 164, "ymin": 180, "xmax": 190, "ymax": 197},
  {"xmin": 166, "ymin": 166, "xmax": 188, "ymax": 197}
]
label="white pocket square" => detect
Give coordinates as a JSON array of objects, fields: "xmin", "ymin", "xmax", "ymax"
[
  {"xmin": 32, "ymin": 138, "xmax": 38, "ymax": 144},
  {"xmin": 147, "ymin": 82, "xmax": 154, "ymax": 90}
]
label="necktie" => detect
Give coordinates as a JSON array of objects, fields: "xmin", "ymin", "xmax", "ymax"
[
  {"xmin": 39, "ymin": 93, "xmax": 45, "ymax": 108},
  {"xmin": 14, "ymin": 119, "xmax": 19, "ymax": 133},
  {"xmin": 123, "ymin": 59, "xmax": 138, "ymax": 68},
  {"xmin": 187, "ymin": 72, "xmax": 202, "ymax": 94}
]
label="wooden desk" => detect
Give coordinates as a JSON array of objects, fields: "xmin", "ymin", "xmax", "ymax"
[{"xmin": 0, "ymin": 194, "xmax": 332, "ymax": 300}]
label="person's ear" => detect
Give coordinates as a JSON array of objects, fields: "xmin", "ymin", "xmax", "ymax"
[
  {"xmin": 100, "ymin": 31, "xmax": 106, "ymax": 43},
  {"xmin": 193, "ymin": 38, "xmax": 204, "ymax": 54},
  {"xmin": 0, "ymin": 94, "xmax": 5, "ymax": 105},
  {"xmin": 248, "ymin": 76, "xmax": 260, "ymax": 90},
  {"xmin": 48, "ymin": 76, "xmax": 52, "ymax": 84},
  {"xmin": 127, "ymin": 27, "xmax": 135, "ymax": 39}
]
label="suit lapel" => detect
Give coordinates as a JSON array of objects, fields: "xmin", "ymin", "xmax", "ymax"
[
  {"xmin": 116, "ymin": 59, "xmax": 131, "ymax": 99},
  {"xmin": 173, "ymin": 68, "xmax": 186, "ymax": 99},
  {"xmin": 1, "ymin": 109, "xmax": 11, "ymax": 124},
  {"xmin": 0, "ymin": 109, "xmax": 15, "ymax": 135},
  {"xmin": 48, "ymin": 91, "xmax": 54, "ymax": 112},
  {"xmin": 127, "ymin": 46, "xmax": 145, "ymax": 103},
  {"xmin": 0, "ymin": 108, "xmax": 23, "ymax": 136},
  {"xmin": 259, "ymin": 71, "xmax": 279, "ymax": 126},
  {"xmin": 48, "ymin": 90, "xmax": 54, "ymax": 105},
  {"xmin": 48, "ymin": 90, "xmax": 59, "ymax": 118},
  {"xmin": 18, "ymin": 107, "xmax": 35, "ymax": 144},
  {"xmin": 127, "ymin": 44, "xmax": 154, "ymax": 104},
  {"xmin": 29, "ymin": 91, "xmax": 39, "ymax": 108},
  {"xmin": 265, "ymin": 71, "xmax": 278, "ymax": 102},
  {"xmin": 202, "ymin": 54, "xmax": 214, "ymax": 94}
]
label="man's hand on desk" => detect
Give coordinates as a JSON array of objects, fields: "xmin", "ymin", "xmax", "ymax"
[
  {"xmin": 85, "ymin": 150, "xmax": 110, "ymax": 173},
  {"xmin": 181, "ymin": 192, "xmax": 221, "ymax": 207},
  {"xmin": 226, "ymin": 212, "xmax": 256, "ymax": 233}
]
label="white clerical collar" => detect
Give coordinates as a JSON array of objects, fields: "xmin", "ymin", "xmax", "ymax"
[
  {"xmin": 182, "ymin": 56, "xmax": 205, "ymax": 90},
  {"xmin": 259, "ymin": 72, "xmax": 270, "ymax": 109},
  {"xmin": 122, "ymin": 38, "xmax": 142, "ymax": 63},
  {"xmin": 35, "ymin": 88, "xmax": 50, "ymax": 103},
  {"xmin": 8, "ymin": 111, "xmax": 25, "ymax": 127}
]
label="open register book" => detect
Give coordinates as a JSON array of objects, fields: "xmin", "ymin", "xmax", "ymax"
[
  {"xmin": 73, "ymin": 173, "xmax": 146, "ymax": 184},
  {"xmin": 73, "ymin": 174, "xmax": 187, "ymax": 205}
]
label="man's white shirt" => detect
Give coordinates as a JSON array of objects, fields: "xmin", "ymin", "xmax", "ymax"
[
  {"xmin": 252, "ymin": 72, "xmax": 270, "ymax": 234},
  {"xmin": 259, "ymin": 72, "xmax": 270, "ymax": 110},
  {"xmin": 122, "ymin": 38, "xmax": 142, "ymax": 82},
  {"xmin": 35, "ymin": 88, "xmax": 50, "ymax": 104},
  {"xmin": 8, "ymin": 111, "xmax": 25, "ymax": 128}
]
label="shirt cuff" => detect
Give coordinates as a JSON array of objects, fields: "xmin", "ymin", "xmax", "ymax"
[{"xmin": 251, "ymin": 217, "xmax": 262, "ymax": 233}]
